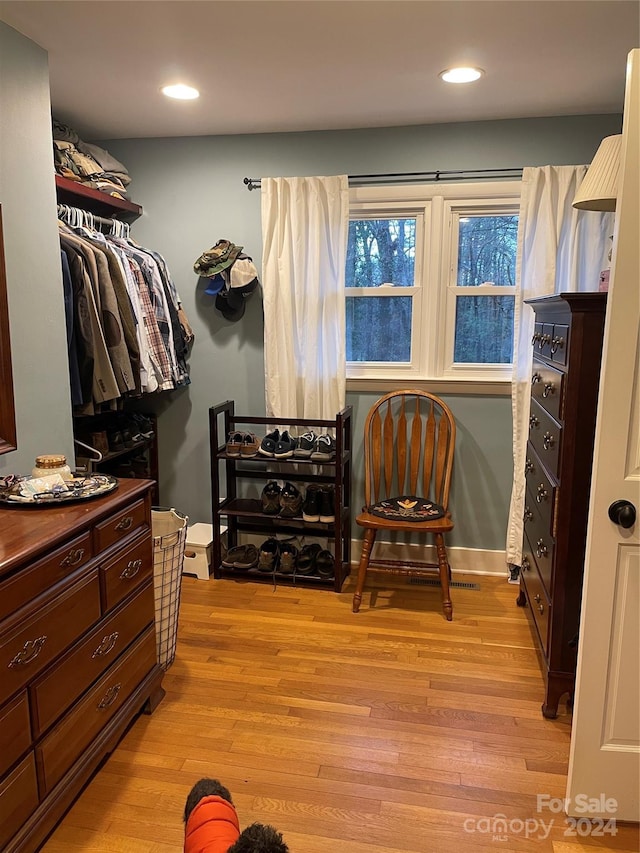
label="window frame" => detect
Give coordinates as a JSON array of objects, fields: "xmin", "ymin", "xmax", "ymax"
[{"xmin": 346, "ymin": 181, "xmax": 521, "ymax": 391}]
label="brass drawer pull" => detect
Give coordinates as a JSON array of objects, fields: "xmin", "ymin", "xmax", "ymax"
[
  {"xmin": 60, "ymin": 548, "xmax": 85, "ymax": 568},
  {"xmin": 531, "ymin": 372, "xmax": 542, "ymax": 385},
  {"xmin": 551, "ymin": 335, "xmax": 565, "ymax": 354},
  {"xmin": 534, "ymin": 593, "xmax": 541, "ymax": 604},
  {"xmin": 9, "ymin": 635, "xmax": 47, "ymax": 668},
  {"xmin": 120, "ymin": 559, "xmax": 142, "ymax": 579},
  {"xmin": 523, "ymin": 507, "xmax": 533, "ymax": 522},
  {"xmin": 91, "ymin": 631, "xmax": 119, "ymax": 659},
  {"xmin": 97, "ymin": 682, "xmax": 122, "ymax": 710},
  {"xmin": 542, "ymin": 432, "xmax": 555, "ymax": 450},
  {"xmin": 521, "ymin": 556, "xmax": 530, "ymax": 572},
  {"xmin": 531, "ymin": 332, "xmax": 541, "ymax": 346},
  {"xmin": 538, "ymin": 333, "xmax": 551, "ymax": 350},
  {"xmin": 536, "ymin": 484, "xmax": 548, "ymax": 503},
  {"xmin": 115, "ymin": 515, "xmax": 134, "ymax": 531},
  {"xmin": 529, "ymin": 415, "xmax": 539, "ymax": 430},
  {"xmin": 536, "ymin": 539, "xmax": 548, "ymax": 558},
  {"xmin": 542, "ymin": 383, "xmax": 555, "ymax": 398},
  {"xmin": 538, "ymin": 603, "xmax": 545, "ymax": 615},
  {"xmin": 525, "ymin": 458, "xmax": 535, "ymax": 474}
]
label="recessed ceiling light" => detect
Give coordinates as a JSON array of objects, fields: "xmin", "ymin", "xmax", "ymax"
[
  {"xmin": 161, "ymin": 83, "xmax": 200, "ymax": 100},
  {"xmin": 440, "ymin": 67, "xmax": 484, "ymax": 84}
]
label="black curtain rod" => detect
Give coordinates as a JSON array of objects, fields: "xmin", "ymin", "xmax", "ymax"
[{"xmin": 243, "ymin": 167, "xmax": 523, "ymax": 191}]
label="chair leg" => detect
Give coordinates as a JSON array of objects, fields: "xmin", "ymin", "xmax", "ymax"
[
  {"xmin": 435, "ymin": 533, "xmax": 453, "ymax": 621},
  {"xmin": 353, "ymin": 528, "xmax": 376, "ymax": 612}
]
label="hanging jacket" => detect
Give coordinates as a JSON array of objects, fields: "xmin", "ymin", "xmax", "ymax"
[{"xmin": 184, "ymin": 795, "xmax": 240, "ymax": 853}]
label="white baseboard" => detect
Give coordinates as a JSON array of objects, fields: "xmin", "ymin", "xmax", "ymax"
[{"xmin": 349, "ymin": 538, "xmax": 508, "ymax": 577}]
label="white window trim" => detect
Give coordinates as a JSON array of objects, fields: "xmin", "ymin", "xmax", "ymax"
[{"xmin": 347, "ymin": 180, "xmax": 521, "ymax": 389}]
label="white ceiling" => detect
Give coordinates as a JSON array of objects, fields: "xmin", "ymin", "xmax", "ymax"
[{"xmin": 1, "ymin": 0, "xmax": 638, "ymax": 140}]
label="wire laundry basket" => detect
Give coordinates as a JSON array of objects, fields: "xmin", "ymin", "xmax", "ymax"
[{"xmin": 151, "ymin": 506, "xmax": 189, "ymax": 670}]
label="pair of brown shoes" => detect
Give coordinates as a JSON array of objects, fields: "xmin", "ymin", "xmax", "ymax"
[{"xmin": 226, "ymin": 431, "xmax": 260, "ymax": 457}]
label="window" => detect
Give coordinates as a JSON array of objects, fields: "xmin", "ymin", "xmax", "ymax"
[{"xmin": 346, "ymin": 182, "xmax": 520, "ymax": 385}]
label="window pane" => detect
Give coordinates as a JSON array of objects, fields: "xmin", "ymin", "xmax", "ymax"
[
  {"xmin": 346, "ymin": 296, "xmax": 412, "ymax": 362},
  {"xmin": 346, "ymin": 219, "xmax": 416, "ymax": 287},
  {"xmin": 454, "ymin": 296, "xmax": 514, "ymax": 363},
  {"xmin": 457, "ymin": 215, "xmax": 518, "ymax": 286}
]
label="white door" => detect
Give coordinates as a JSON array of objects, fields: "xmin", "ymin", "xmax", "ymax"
[{"xmin": 566, "ymin": 48, "xmax": 640, "ymax": 822}]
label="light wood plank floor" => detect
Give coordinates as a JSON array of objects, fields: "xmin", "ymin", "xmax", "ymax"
[{"xmin": 41, "ymin": 573, "xmax": 639, "ymax": 853}]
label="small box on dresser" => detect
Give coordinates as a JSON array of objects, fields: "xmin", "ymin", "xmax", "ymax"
[
  {"xmin": 517, "ymin": 293, "xmax": 607, "ymax": 719},
  {"xmin": 0, "ymin": 479, "xmax": 165, "ymax": 853}
]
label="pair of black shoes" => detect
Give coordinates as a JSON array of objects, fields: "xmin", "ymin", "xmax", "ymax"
[
  {"xmin": 261, "ymin": 481, "xmax": 303, "ymax": 517},
  {"xmin": 302, "ymin": 485, "xmax": 335, "ymax": 523},
  {"xmin": 257, "ymin": 538, "xmax": 334, "ymax": 578}
]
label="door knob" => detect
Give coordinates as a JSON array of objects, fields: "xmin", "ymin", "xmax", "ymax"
[{"xmin": 608, "ymin": 500, "xmax": 636, "ymax": 529}]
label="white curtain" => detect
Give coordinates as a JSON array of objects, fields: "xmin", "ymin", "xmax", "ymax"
[
  {"xmin": 261, "ymin": 175, "xmax": 349, "ymax": 420},
  {"xmin": 505, "ymin": 165, "xmax": 613, "ymax": 567}
]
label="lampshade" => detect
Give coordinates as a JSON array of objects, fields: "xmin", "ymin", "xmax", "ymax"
[{"xmin": 572, "ymin": 134, "xmax": 622, "ymax": 211}]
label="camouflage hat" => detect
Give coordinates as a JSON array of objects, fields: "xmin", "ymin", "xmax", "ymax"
[{"xmin": 193, "ymin": 239, "xmax": 243, "ymax": 277}]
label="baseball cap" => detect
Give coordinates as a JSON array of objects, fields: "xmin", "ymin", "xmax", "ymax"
[
  {"xmin": 193, "ymin": 239, "xmax": 243, "ymax": 277},
  {"xmin": 203, "ymin": 273, "xmax": 225, "ymax": 296},
  {"xmin": 215, "ymin": 255, "xmax": 260, "ymax": 321}
]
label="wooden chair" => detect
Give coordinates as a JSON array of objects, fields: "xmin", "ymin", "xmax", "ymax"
[{"xmin": 352, "ymin": 390, "xmax": 456, "ymax": 621}]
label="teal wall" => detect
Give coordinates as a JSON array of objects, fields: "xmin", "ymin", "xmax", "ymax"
[
  {"xmin": 0, "ymin": 22, "xmax": 74, "ymax": 477},
  {"xmin": 0, "ymin": 19, "xmax": 620, "ymax": 556},
  {"xmin": 103, "ymin": 115, "xmax": 621, "ymax": 553}
]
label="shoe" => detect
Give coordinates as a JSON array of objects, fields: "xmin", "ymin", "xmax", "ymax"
[
  {"xmin": 302, "ymin": 484, "xmax": 321, "ymax": 522},
  {"xmin": 278, "ymin": 542, "xmax": 298, "ymax": 574},
  {"xmin": 258, "ymin": 538, "xmax": 279, "ymax": 572},
  {"xmin": 310, "ymin": 434, "xmax": 336, "ymax": 461},
  {"xmin": 316, "ymin": 549, "xmax": 335, "ymax": 579},
  {"xmin": 221, "ymin": 544, "xmax": 258, "ymax": 569},
  {"xmin": 261, "ymin": 481, "xmax": 281, "ymax": 514},
  {"xmin": 274, "ymin": 430, "xmax": 297, "ymax": 459},
  {"xmin": 240, "ymin": 433, "xmax": 260, "ymax": 457},
  {"xmin": 132, "ymin": 413, "xmax": 155, "ymax": 439},
  {"xmin": 109, "ymin": 430, "xmax": 125, "ymax": 452},
  {"xmin": 319, "ymin": 486, "xmax": 335, "ymax": 523},
  {"xmin": 259, "ymin": 429, "xmax": 280, "ymax": 457},
  {"xmin": 226, "ymin": 430, "xmax": 244, "ymax": 456},
  {"xmin": 293, "ymin": 431, "xmax": 317, "ymax": 458},
  {"xmin": 279, "ymin": 482, "xmax": 303, "ymax": 517},
  {"xmin": 296, "ymin": 543, "xmax": 321, "ymax": 575}
]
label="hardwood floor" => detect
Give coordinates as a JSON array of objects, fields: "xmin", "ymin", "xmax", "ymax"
[{"xmin": 41, "ymin": 572, "xmax": 639, "ymax": 853}]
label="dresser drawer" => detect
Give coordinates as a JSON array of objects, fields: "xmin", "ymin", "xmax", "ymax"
[
  {"xmin": 524, "ymin": 443, "xmax": 557, "ymax": 536},
  {"xmin": 550, "ymin": 323, "xmax": 569, "ymax": 366},
  {"xmin": 36, "ymin": 626, "xmax": 157, "ymax": 795},
  {"xmin": 0, "ymin": 570, "xmax": 101, "ymax": 707},
  {"xmin": 0, "ymin": 752, "xmax": 39, "ymax": 851},
  {"xmin": 531, "ymin": 359, "xmax": 564, "ymax": 422},
  {"xmin": 100, "ymin": 533, "xmax": 153, "ymax": 612},
  {"xmin": 30, "ymin": 581, "xmax": 155, "ymax": 738},
  {"xmin": 521, "ymin": 536, "xmax": 551, "ymax": 658},
  {"xmin": 523, "ymin": 494, "xmax": 554, "ymax": 596},
  {"xmin": 0, "ymin": 530, "xmax": 93, "ymax": 623},
  {"xmin": 94, "ymin": 498, "xmax": 148, "ymax": 553},
  {"xmin": 0, "ymin": 692, "xmax": 31, "ymax": 778},
  {"xmin": 528, "ymin": 398, "xmax": 561, "ymax": 478}
]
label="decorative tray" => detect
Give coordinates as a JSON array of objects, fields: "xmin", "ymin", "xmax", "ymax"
[{"xmin": 0, "ymin": 474, "xmax": 118, "ymax": 506}]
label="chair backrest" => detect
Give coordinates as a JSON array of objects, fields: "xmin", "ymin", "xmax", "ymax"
[{"xmin": 362, "ymin": 390, "xmax": 456, "ymax": 509}]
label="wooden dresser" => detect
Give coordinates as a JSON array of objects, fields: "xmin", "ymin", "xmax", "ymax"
[
  {"xmin": 0, "ymin": 479, "xmax": 164, "ymax": 853},
  {"xmin": 517, "ymin": 293, "xmax": 607, "ymax": 718}
]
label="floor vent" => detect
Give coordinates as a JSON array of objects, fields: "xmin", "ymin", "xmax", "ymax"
[{"xmin": 408, "ymin": 578, "xmax": 480, "ymax": 590}]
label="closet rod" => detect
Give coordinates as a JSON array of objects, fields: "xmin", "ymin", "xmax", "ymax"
[
  {"xmin": 242, "ymin": 167, "xmax": 524, "ymax": 191},
  {"xmin": 57, "ymin": 204, "xmax": 129, "ymax": 234}
]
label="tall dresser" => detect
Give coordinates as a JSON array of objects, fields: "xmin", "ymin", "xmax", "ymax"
[
  {"xmin": 0, "ymin": 479, "xmax": 164, "ymax": 853},
  {"xmin": 517, "ymin": 293, "xmax": 607, "ymax": 719}
]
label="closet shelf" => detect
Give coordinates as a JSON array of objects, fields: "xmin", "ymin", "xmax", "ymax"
[{"xmin": 55, "ymin": 175, "xmax": 142, "ymax": 222}]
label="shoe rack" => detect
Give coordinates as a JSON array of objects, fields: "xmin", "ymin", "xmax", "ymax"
[
  {"xmin": 209, "ymin": 400, "xmax": 352, "ymax": 591},
  {"xmin": 73, "ymin": 411, "xmax": 159, "ymax": 505}
]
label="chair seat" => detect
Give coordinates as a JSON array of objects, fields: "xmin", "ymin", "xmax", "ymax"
[{"xmin": 356, "ymin": 508, "xmax": 454, "ymax": 534}]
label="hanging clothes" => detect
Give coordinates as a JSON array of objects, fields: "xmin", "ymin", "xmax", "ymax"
[{"xmin": 58, "ymin": 208, "xmax": 192, "ymax": 413}]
